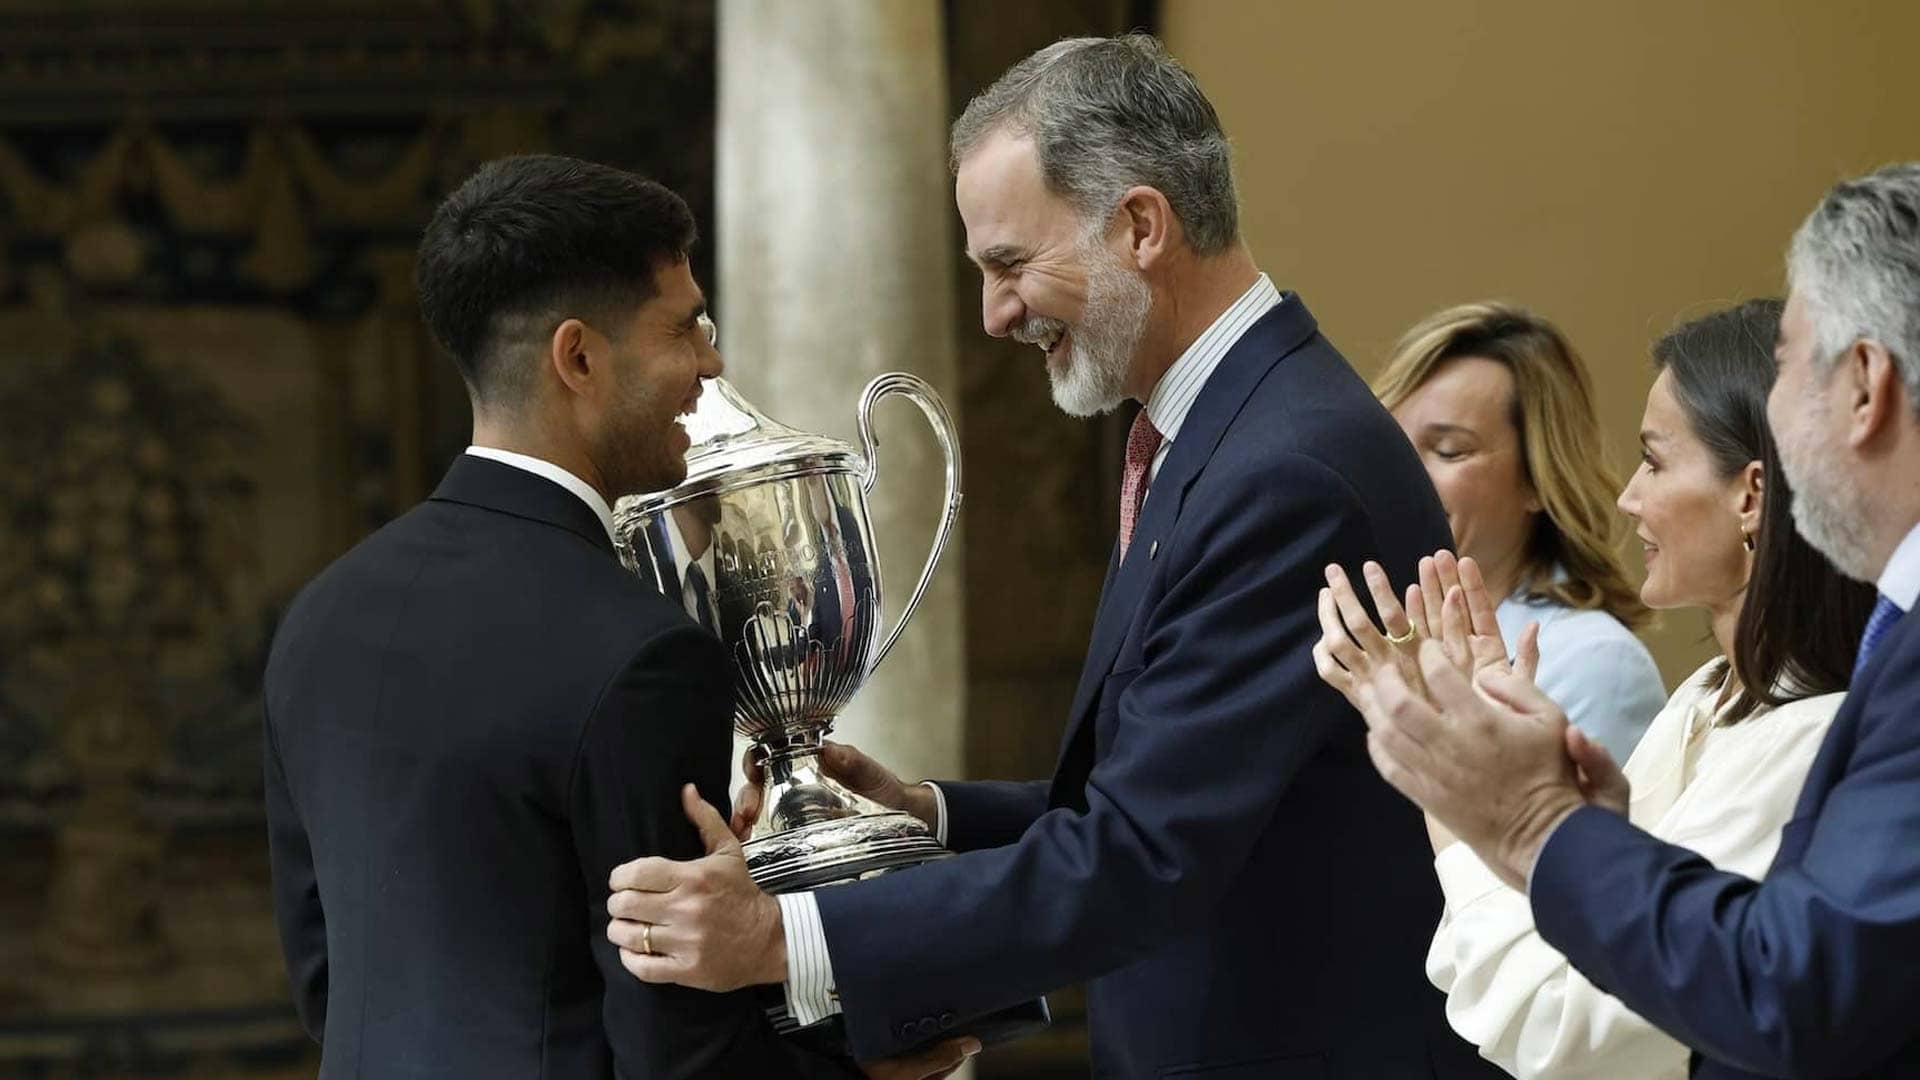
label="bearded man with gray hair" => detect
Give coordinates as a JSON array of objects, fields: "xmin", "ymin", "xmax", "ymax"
[
  {"xmin": 1344, "ymin": 162, "xmax": 1920, "ymax": 1079},
  {"xmin": 600, "ymin": 35, "xmax": 1502, "ymax": 1078}
]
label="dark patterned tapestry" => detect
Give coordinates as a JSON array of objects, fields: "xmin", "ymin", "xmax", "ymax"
[{"xmin": 0, "ymin": 2, "xmax": 713, "ymax": 1074}]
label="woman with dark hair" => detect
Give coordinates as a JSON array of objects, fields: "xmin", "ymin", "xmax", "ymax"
[
  {"xmin": 1638, "ymin": 301, "xmax": 1872, "ymax": 720},
  {"xmin": 1317, "ymin": 299, "xmax": 1872, "ymax": 1079}
]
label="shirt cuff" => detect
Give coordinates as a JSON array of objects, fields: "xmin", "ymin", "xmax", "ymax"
[
  {"xmin": 777, "ymin": 891, "xmax": 842, "ymax": 1026},
  {"xmin": 921, "ymin": 780, "xmax": 948, "ymax": 846},
  {"xmin": 1434, "ymin": 836, "xmax": 1512, "ymax": 912}
]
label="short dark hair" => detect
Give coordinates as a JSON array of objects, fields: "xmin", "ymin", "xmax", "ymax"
[
  {"xmin": 1653, "ymin": 299, "xmax": 1874, "ymax": 722},
  {"xmin": 415, "ymin": 154, "xmax": 697, "ymax": 407}
]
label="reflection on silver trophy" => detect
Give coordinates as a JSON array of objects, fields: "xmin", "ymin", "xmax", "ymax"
[{"xmin": 612, "ymin": 373, "xmax": 960, "ymax": 895}]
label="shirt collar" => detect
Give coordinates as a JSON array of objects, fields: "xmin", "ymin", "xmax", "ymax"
[
  {"xmin": 1142, "ymin": 273, "xmax": 1283, "ymax": 444},
  {"xmin": 1875, "ymin": 519, "xmax": 1920, "ymax": 612},
  {"xmin": 464, "ymin": 446, "xmax": 617, "ymax": 547}
]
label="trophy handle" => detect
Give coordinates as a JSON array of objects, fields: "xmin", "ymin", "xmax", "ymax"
[{"xmin": 855, "ymin": 371, "xmax": 963, "ymax": 673}]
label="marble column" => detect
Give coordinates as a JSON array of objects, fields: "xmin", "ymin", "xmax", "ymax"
[{"xmin": 717, "ymin": 2, "xmax": 965, "ymax": 790}]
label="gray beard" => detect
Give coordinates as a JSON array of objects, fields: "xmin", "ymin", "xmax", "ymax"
[
  {"xmin": 1048, "ymin": 253, "xmax": 1152, "ymax": 418},
  {"xmin": 1778, "ymin": 401, "xmax": 1879, "ymax": 582}
]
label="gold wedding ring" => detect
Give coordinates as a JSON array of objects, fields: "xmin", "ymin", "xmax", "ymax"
[
  {"xmin": 640, "ymin": 922, "xmax": 654, "ymax": 956},
  {"xmin": 1385, "ymin": 626, "xmax": 1417, "ymax": 646}
]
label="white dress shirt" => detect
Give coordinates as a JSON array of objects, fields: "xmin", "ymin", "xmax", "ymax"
[
  {"xmin": 1432, "ymin": 661, "xmax": 1843, "ymax": 1079},
  {"xmin": 1877, "ymin": 520, "xmax": 1920, "ymax": 612},
  {"xmin": 1495, "ymin": 590, "xmax": 1666, "ymax": 765},
  {"xmin": 1141, "ymin": 273, "xmax": 1283, "ymax": 486},
  {"xmin": 775, "ymin": 272, "xmax": 1285, "ymax": 1027},
  {"xmin": 463, "ymin": 446, "xmax": 616, "ymax": 546}
]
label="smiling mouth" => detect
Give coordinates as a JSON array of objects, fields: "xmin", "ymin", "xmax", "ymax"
[{"xmin": 1014, "ymin": 322, "xmax": 1069, "ymax": 362}]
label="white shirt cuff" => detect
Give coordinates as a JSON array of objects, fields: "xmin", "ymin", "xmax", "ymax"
[
  {"xmin": 777, "ymin": 890, "xmax": 842, "ymax": 1026},
  {"xmin": 1435, "ymin": 836, "xmax": 1512, "ymax": 912},
  {"xmin": 921, "ymin": 780, "xmax": 948, "ymax": 846}
]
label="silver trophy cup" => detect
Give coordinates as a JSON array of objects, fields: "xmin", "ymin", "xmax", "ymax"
[
  {"xmin": 614, "ymin": 373, "xmax": 1049, "ymax": 1050},
  {"xmin": 612, "ymin": 373, "xmax": 959, "ymax": 891}
]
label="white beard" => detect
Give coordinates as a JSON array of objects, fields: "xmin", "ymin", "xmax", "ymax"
[
  {"xmin": 1027, "ymin": 248, "xmax": 1153, "ymax": 418},
  {"xmin": 1777, "ymin": 390, "xmax": 1878, "ymax": 581}
]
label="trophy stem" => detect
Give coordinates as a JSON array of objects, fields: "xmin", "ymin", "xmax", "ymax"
[
  {"xmin": 742, "ymin": 724, "xmax": 947, "ymax": 894},
  {"xmin": 751, "ymin": 725, "xmax": 890, "ymax": 836}
]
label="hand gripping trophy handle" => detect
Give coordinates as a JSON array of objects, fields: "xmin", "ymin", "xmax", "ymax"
[{"xmin": 854, "ymin": 371, "xmax": 963, "ymax": 674}]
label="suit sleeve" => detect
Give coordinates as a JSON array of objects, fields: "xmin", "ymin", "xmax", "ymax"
[
  {"xmin": 570, "ymin": 625, "xmax": 857, "ymax": 1080},
  {"xmin": 935, "ymin": 780, "xmax": 1050, "ymax": 852},
  {"xmin": 1426, "ymin": 696, "xmax": 1837, "ymax": 1078},
  {"xmin": 813, "ymin": 455, "xmax": 1374, "ymax": 1059},
  {"xmin": 1529, "ymin": 646, "xmax": 1920, "ymax": 1077},
  {"xmin": 263, "ymin": 701, "xmax": 328, "ymax": 1042}
]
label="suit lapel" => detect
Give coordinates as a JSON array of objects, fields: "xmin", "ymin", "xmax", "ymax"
[
  {"xmin": 1762, "ymin": 603, "xmax": 1919, "ymax": 882},
  {"xmin": 1788, "ymin": 604, "xmax": 1920, "ymax": 831},
  {"xmin": 1057, "ymin": 299, "xmax": 1322, "ymax": 758}
]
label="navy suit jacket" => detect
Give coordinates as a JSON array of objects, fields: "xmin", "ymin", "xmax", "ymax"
[
  {"xmin": 812, "ymin": 298, "xmax": 1503, "ymax": 1078},
  {"xmin": 263, "ymin": 455, "xmax": 851, "ymax": 1079},
  {"xmin": 1532, "ymin": 604, "xmax": 1920, "ymax": 1079}
]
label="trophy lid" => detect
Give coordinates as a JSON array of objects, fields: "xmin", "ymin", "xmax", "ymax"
[{"xmin": 628, "ymin": 377, "xmax": 861, "ymax": 510}]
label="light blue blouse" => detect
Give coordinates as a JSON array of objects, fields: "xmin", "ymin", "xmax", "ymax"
[{"xmin": 1495, "ymin": 591, "xmax": 1666, "ymax": 764}]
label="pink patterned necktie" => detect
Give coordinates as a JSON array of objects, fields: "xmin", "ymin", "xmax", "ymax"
[{"xmin": 1119, "ymin": 409, "xmax": 1164, "ymax": 559}]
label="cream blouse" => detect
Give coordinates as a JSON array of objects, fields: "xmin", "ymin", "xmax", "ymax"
[{"xmin": 1425, "ymin": 659, "xmax": 1844, "ymax": 1079}]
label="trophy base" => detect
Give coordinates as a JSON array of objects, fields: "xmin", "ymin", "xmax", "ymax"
[{"xmin": 745, "ymin": 810, "xmax": 949, "ymax": 893}]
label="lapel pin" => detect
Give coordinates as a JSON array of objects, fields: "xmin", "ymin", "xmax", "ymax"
[{"xmin": 1148, "ymin": 540, "xmax": 1158, "ymax": 560}]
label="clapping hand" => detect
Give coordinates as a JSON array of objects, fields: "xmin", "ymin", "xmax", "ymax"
[
  {"xmin": 1566, "ymin": 725, "xmax": 1630, "ymax": 816},
  {"xmin": 1314, "ymin": 558, "xmax": 1434, "ymax": 705},
  {"xmin": 1314, "ymin": 550, "xmax": 1540, "ymax": 711},
  {"xmin": 1420, "ymin": 550, "xmax": 1540, "ymax": 684},
  {"xmin": 1352, "ymin": 640, "xmax": 1584, "ymax": 889}
]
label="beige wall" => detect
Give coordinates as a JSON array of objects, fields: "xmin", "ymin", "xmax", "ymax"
[{"xmin": 1164, "ymin": 0, "xmax": 1919, "ymax": 685}]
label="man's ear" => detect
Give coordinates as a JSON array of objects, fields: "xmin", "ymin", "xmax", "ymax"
[
  {"xmin": 548, "ymin": 318, "xmax": 596, "ymax": 397},
  {"xmin": 1848, "ymin": 338, "xmax": 1901, "ymax": 452},
  {"xmin": 1116, "ymin": 185, "xmax": 1178, "ymax": 272}
]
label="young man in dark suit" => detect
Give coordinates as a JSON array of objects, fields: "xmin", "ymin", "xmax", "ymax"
[
  {"xmin": 1348, "ymin": 163, "xmax": 1920, "ymax": 1079},
  {"xmin": 263, "ymin": 155, "xmax": 965, "ymax": 1079},
  {"xmin": 599, "ymin": 36, "xmax": 1504, "ymax": 1079}
]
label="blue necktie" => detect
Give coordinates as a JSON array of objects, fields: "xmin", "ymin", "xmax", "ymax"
[{"xmin": 1854, "ymin": 592, "xmax": 1904, "ymax": 678}]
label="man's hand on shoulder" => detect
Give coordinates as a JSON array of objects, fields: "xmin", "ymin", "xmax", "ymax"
[{"xmin": 607, "ymin": 784, "xmax": 787, "ymax": 991}]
